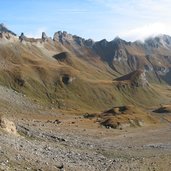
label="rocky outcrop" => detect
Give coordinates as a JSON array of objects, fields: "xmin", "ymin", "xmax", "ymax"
[
  {"xmin": 84, "ymin": 39, "xmax": 95, "ymax": 48},
  {"xmin": 0, "ymin": 23, "xmax": 16, "ymax": 36},
  {"xmin": 0, "ymin": 27, "xmax": 16, "ymax": 40},
  {"xmin": 53, "ymin": 31, "xmax": 95, "ymax": 47},
  {"xmin": 19, "ymin": 32, "xmax": 25, "ymax": 42},
  {"xmin": 114, "ymin": 70, "xmax": 149, "ymax": 88},
  {"xmin": 53, "ymin": 31, "xmax": 73, "ymax": 44},
  {"xmin": 42, "ymin": 32, "xmax": 47, "ymax": 42}
]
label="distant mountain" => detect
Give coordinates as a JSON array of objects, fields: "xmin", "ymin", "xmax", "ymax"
[
  {"xmin": 0, "ymin": 25, "xmax": 170, "ymax": 111},
  {"xmin": 145, "ymin": 34, "xmax": 171, "ymax": 48},
  {"xmin": 52, "ymin": 31, "xmax": 171, "ymax": 85}
]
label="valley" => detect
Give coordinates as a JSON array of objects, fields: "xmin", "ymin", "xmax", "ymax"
[{"xmin": 0, "ymin": 24, "xmax": 171, "ymax": 171}]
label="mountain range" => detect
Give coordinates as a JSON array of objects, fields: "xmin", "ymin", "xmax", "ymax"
[{"xmin": 0, "ymin": 23, "xmax": 171, "ymax": 112}]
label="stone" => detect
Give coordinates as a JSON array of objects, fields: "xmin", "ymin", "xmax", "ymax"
[
  {"xmin": 56, "ymin": 162, "xmax": 64, "ymax": 169},
  {"xmin": 42, "ymin": 32, "xmax": 47, "ymax": 42},
  {"xmin": 0, "ymin": 116, "xmax": 18, "ymax": 135}
]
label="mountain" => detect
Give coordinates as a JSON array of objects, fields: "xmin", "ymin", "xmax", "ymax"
[
  {"xmin": 0, "ymin": 23, "xmax": 16, "ymax": 36},
  {"xmin": 0, "ymin": 26, "xmax": 170, "ymax": 112},
  {"xmin": 53, "ymin": 31, "xmax": 171, "ymax": 84}
]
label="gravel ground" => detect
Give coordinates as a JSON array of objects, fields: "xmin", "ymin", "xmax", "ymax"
[
  {"xmin": 0, "ymin": 85, "xmax": 171, "ymax": 171},
  {"xmin": 0, "ymin": 115, "xmax": 171, "ymax": 171}
]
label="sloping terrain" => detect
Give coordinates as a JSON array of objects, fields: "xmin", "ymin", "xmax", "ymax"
[
  {"xmin": 0, "ymin": 25, "xmax": 170, "ymax": 114},
  {"xmin": 0, "ymin": 24, "xmax": 171, "ymax": 171}
]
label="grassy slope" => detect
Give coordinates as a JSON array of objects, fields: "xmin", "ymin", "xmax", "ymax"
[{"xmin": 0, "ymin": 40, "xmax": 170, "ymax": 113}]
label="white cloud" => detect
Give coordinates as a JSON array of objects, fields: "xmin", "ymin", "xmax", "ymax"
[
  {"xmin": 89, "ymin": 0, "xmax": 171, "ymax": 41},
  {"xmin": 119, "ymin": 22, "xmax": 171, "ymax": 41}
]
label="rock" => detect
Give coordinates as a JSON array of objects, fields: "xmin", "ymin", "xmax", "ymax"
[
  {"xmin": 53, "ymin": 119, "xmax": 61, "ymax": 124},
  {"xmin": 0, "ymin": 116, "xmax": 18, "ymax": 135},
  {"xmin": 19, "ymin": 32, "xmax": 25, "ymax": 42},
  {"xmin": 73, "ymin": 35, "xmax": 84, "ymax": 46},
  {"xmin": 53, "ymin": 31, "xmax": 72, "ymax": 44},
  {"xmin": 61, "ymin": 74, "xmax": 75, "ymax": 85},
  {"xmin": 53, "ymin": 31, "xmax": 89, "ymax": 47},
  {"xmin": 0, "ymin": 23, "xmax": 16, "ymax": 36},
  {"xmin": 42, "ymin": 32, "xmax": 47, "ymax": 42},
  {"xmin": 56, "ymin": 162, "xmax": 64, "ymax": 169},
  {"xmin": 85, "ymin": 39, "xmax": 95, "ymax": 47}
]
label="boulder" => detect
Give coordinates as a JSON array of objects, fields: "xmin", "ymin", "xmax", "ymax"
[{"xmin": 0, "ymin": 116, "xmax": 18, "ymax": 135}]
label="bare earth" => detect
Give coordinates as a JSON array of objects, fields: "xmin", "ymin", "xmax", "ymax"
[
  {"xmin": 0, "ymin": 85, "xmax": 171, "ymax": 171},
  {"xmin": 0, "ymin": 112, "xmax": 171, "ymax": 171}
]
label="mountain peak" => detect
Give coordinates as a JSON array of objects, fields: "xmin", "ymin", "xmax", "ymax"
[
  {"xmin": 53, "ymin": 30, "xmax": 95, "ymax": 47},
  {"xmin": 0, "ymin": 23, "xmax": 16, "ymax": 36},
  {"xmin": 145, "ymin": 34, "xmax": 171, "ymax": 48}
]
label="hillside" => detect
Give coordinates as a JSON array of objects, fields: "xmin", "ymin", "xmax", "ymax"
[
  {"xmin": 0, "ymin": 25, "xmax": 170, "ymax": 113},
  {"xmin": 0, "ymin": 25, "xmax": 171, "ymax": 171}
]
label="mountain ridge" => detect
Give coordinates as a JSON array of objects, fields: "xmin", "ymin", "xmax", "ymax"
[
  {"xmin": 2, "ymin": 23, "xmax": 171, "ymax": 45},
  {"xmin": 0, "ymin": 24, "xmax": 170, "ymax": 111},
  {"xmin": 1, "ymin": 24, "xmax": 171, "ymax": 83}
]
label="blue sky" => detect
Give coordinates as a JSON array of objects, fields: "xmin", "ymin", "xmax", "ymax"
[{"xmin": 1, "ymin": 0, "xmax": 171, "ymax": 41}]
